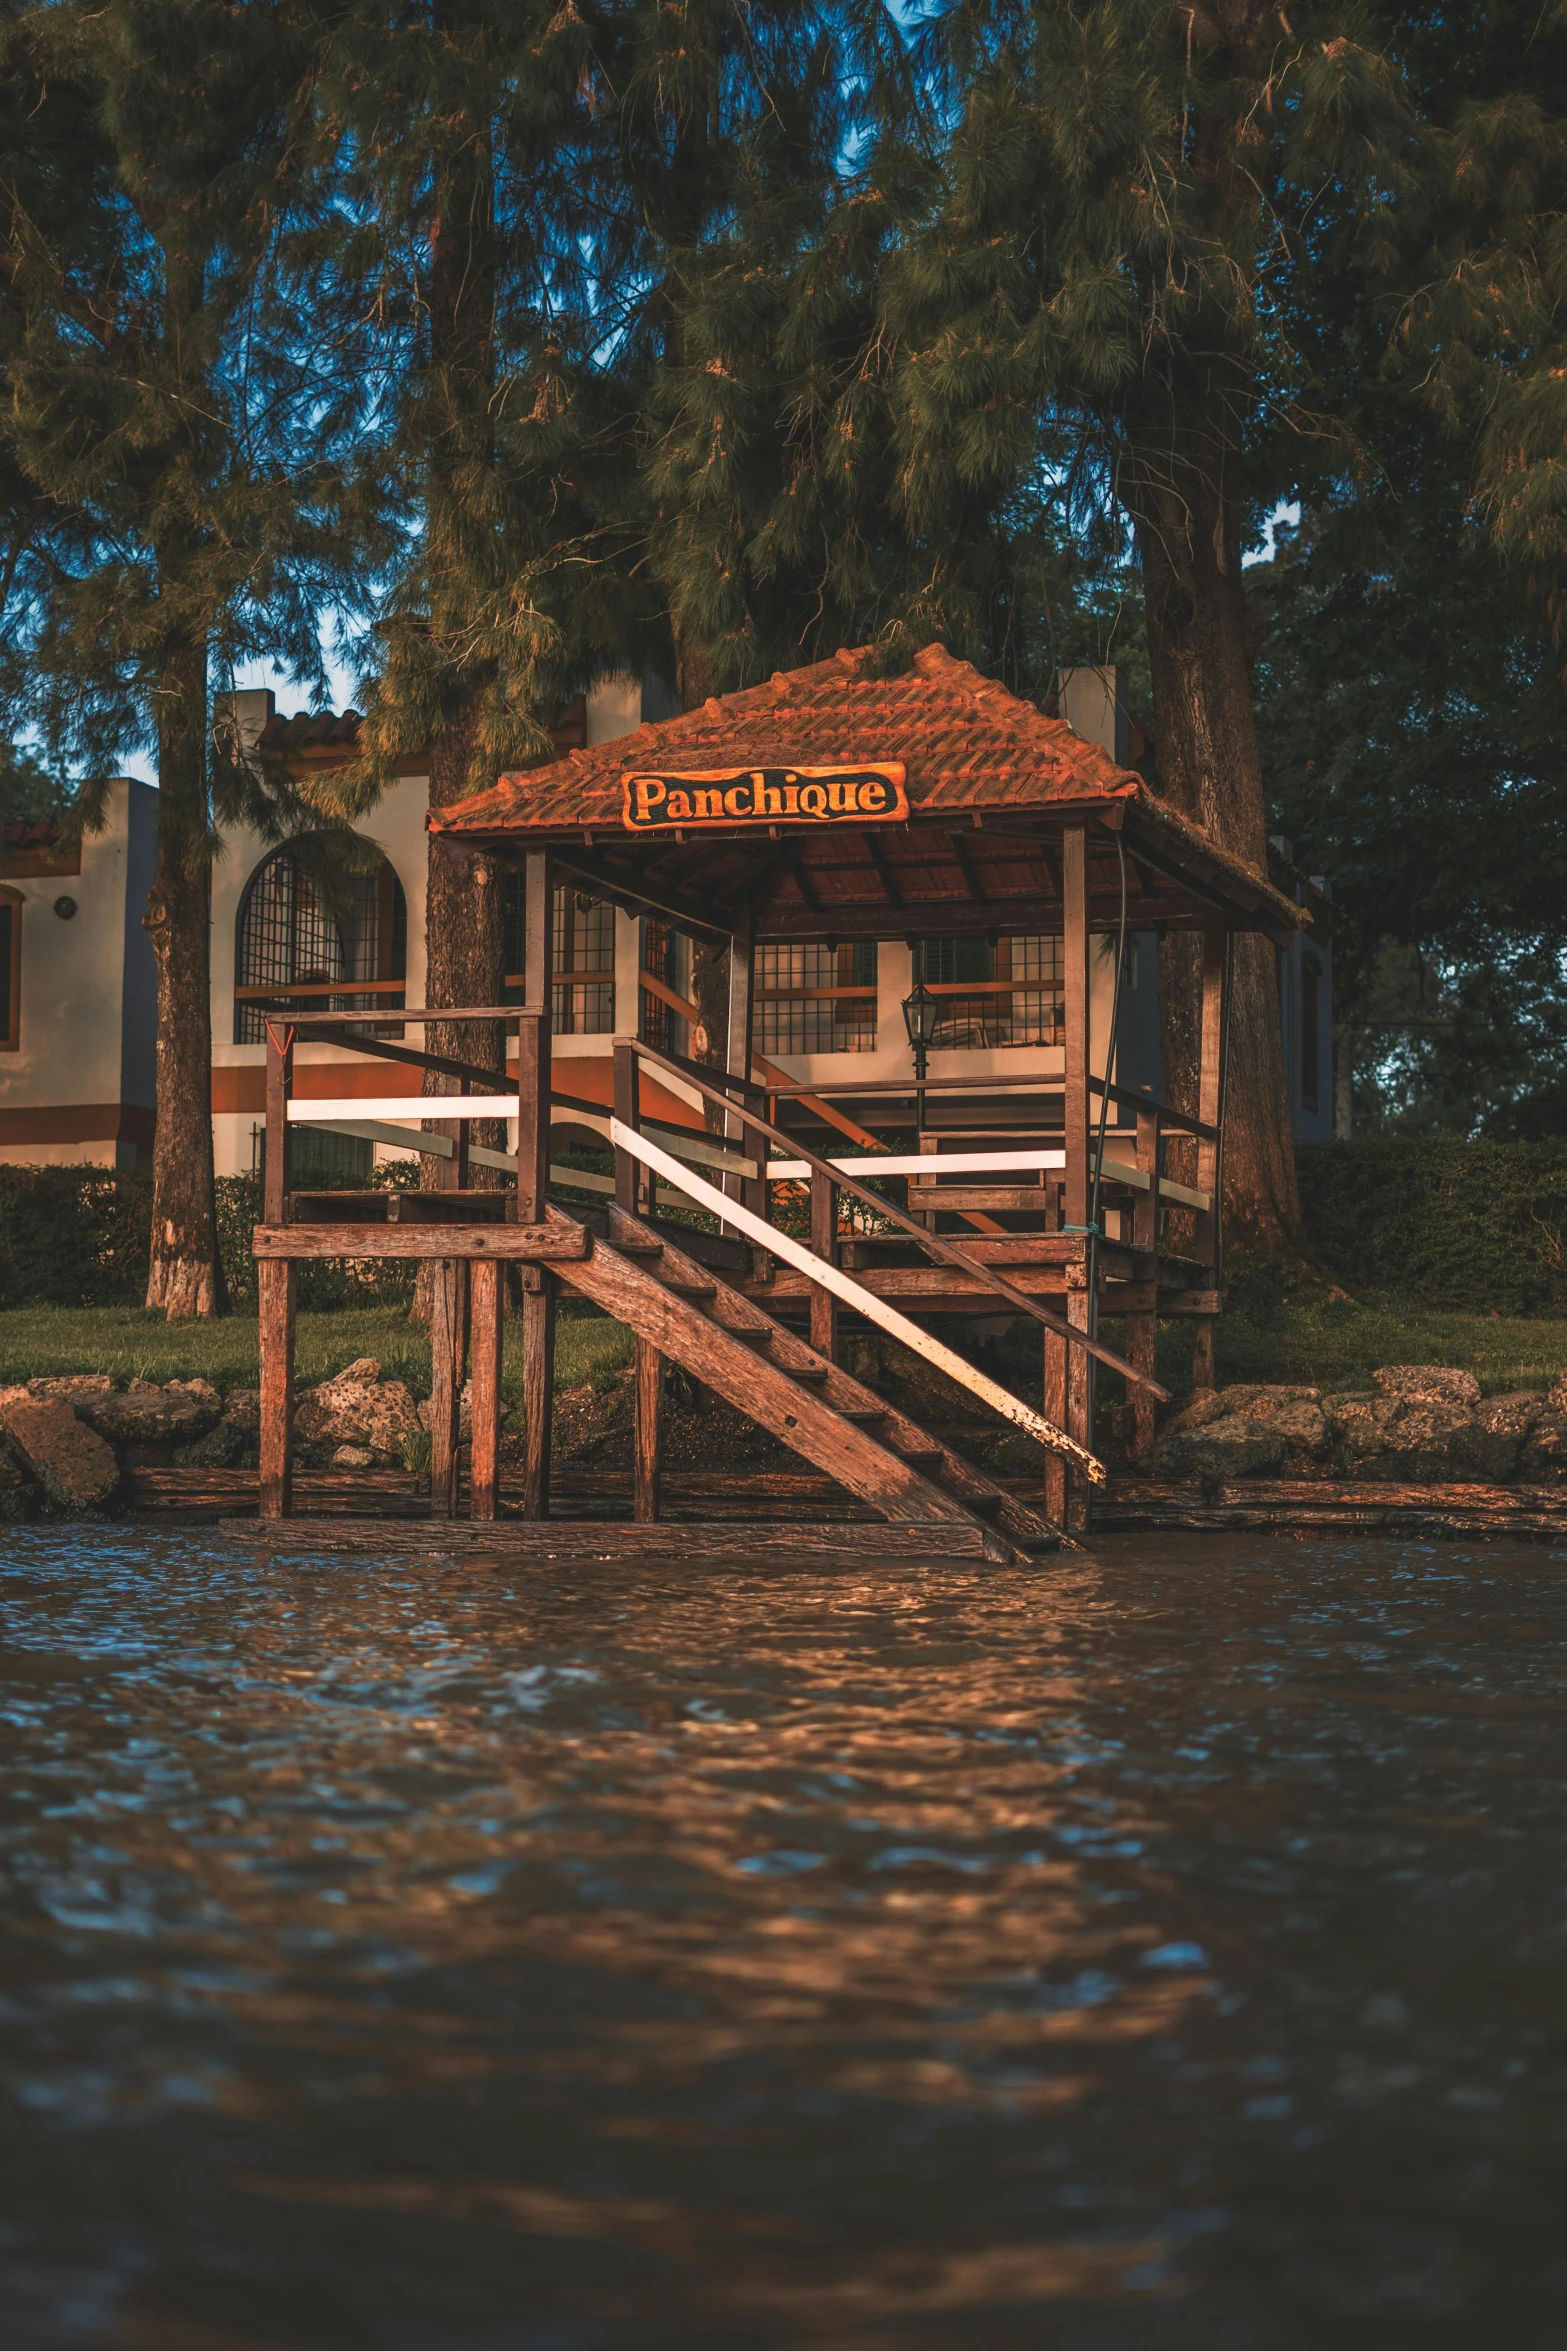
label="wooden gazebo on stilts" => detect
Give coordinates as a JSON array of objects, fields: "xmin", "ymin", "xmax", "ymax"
[{"xmin": 245, "ymin": 645, "xmax": 1303, "ymax": 1558}]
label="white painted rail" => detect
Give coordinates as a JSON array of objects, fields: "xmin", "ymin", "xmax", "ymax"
[{"xmin": 610, "ymin": 1117, "xmax": 1104, "ymax": 1483}]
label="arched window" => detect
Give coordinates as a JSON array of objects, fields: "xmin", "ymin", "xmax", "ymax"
[
  {"xmin": 0, "ymin": 887, "xmax": 20, "ymax": 1051},
  {"xmin": 235, "ymin": 839, "xmax": 406, "ymax": 1043}
]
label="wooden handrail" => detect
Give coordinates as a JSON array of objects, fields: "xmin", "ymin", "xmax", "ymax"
[
  {"xmin": 1090, "ymin": 1074, "xmax": 1218, "ymax": 1143},
  {"xmin": 236, "ymin": 979, "xmax": 406, "ymax": 999},
  {"xmin": 611, "ymin": 1118, "xmax": 1105, "ymax": 1483},
  {"xmin": 626, "ymin": 1039, "xmax": 1168, "ymax": 1399}
]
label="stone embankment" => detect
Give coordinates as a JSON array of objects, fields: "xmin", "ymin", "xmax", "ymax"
[
  {"xmin": 0, "ymin": 1356, "xmax": 1562, "ymax": 1518},
  {"xmin": 0, "ymin": 1359, "xmax": 422, "ymax": 1516},
  {"xmin": 1143, "ymin": 1366, "xmax": 1567, "ymax": 1487}
]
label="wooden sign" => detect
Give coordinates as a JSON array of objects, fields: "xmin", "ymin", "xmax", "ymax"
[{"xmin": 622, "ymin": 763, "xmax": 908, "ymax": 834}]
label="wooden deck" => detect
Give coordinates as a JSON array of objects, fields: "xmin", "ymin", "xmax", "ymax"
[{"xmin": 126, "ymin": 1467, "xmax": 1567, "ymax": 1543}]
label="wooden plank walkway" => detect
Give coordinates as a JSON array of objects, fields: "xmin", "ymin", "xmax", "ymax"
[
  {"xmin": 217, "ymin": 1518, "xmax": 1003, "ymax": 1562},
  {"xmin": 125, "ymin": 1466, "xmax": 1567, "ymax": 1540}
]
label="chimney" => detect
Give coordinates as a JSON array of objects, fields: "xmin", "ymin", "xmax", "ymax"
[
  {"xmin": 1056, "ymin": 667, "xmax": 1129, "ymax": 766},
  {"xmin": 212, "ymin": 687, "xmax": 275, "ymax": 758}
]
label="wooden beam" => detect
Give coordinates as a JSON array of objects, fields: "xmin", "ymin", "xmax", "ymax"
[
  {"xmin": 809, "ymin": 1167, "xmax": 837, "ymax": 1363},
  {"xmin": 948, "ymin": 831, "xmax": 989, "ymax": 903},
  {"xmin": 306, "ymin": 1024, "xmax": 508, "ymax": 1093},
  {"xmin": 252, "ymin": 1223, "xmax": 589, "ymax": 1260},
  {"xmin": 469, "ymin": 1257, "xmax": 503, "ymax": 1520},
  {"xmin": 428, "ymin": 1259, "xmax": 466, "ymax": 1517},
  {"xmin": 1062, "ymin": 825, "xmax": 1090, "ymax": 1235},
  {"xmin": 264, "ymin": 1021, "xmax": 292, "ymax": 1224},
  {"xmin": 634, "ymin": 1337, "xmax": 662, "ymax": 1523},
  {"xmin": 551, "ymin": 848, "xmax": 735, "ymax": 941},
  {"xmin": 515, "ymin": 1010, "xmax": 550, "ymax": 1225},
  {"xmin": 258, "ymin": 1259, "xmax": 294, "ymax": 1520},
  {"xmin": 519, "ymin": 1276, "xmax": 555, "ymax": 1518},
  {"xmin": 862, "ymin": 833, "xmax": 904, "ymax": 907}
]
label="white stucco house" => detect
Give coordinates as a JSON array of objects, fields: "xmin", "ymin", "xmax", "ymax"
[{"xmin": 0, "ymin": 780, "xmax": 159, "ymax": 1168}]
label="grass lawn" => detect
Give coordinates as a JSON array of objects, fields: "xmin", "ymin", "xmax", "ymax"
[
  {"xmin": 0, "ymin": 1286, "xmax": 1560, "ymax": 1418},
  {"xmin": 0, "ymin": 1303, "xmax": 634, "ymax": 1405},
  {"xmin": 1156, "ymin": 1286, "xmax": 1567, "ymax": 1398}
]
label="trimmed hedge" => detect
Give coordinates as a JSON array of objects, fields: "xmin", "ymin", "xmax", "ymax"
[
  {"xmin": 0, "ymin": 1142, "xmax": 1562, "ymax": 1318},
  {"xmin": 1297, "ymin": 1139, "xmax": 1567, "ymax": 1314},
  {"xmin": 0, "ymin": 1167, "xmax": 414, "ymax": 1311}
]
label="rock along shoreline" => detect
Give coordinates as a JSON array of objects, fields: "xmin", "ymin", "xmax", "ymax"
[{"xmin": 0, "ymin": 1358, "xmax": 1562, "ymax": 1521}]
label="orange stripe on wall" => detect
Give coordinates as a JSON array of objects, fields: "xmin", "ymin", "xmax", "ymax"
[{"xmin": 0, "ymin": 1102, "xmax": 155, "ymax": 1146}]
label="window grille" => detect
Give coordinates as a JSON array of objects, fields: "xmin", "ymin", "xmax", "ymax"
[
  {"xmin": 756, "ymin": 942, "xmax": 877, "ymax": 1055},
  {"xmin": 235, "ymin": 843, "xmax": 406, "ymax": 1043},
  {"xmin": 552, "ymin": 887, "xmax": 615, "ymax": 1034},
  {"xmin": 640, "ymin": 919, "xmax": 685, "ymax": 1051},
  {"xmin": 917, "ymin": 935, "xmax": 1064, "ymax": 1050},
  {"xmin": 499, "ymin": 876, "xmax": 617, "ymax": 1029}
]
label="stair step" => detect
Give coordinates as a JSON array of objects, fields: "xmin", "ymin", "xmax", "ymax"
[
  {"xmin": 786, "ymin": 1364, "xmax": 830, "ymax": 1385},
  {"xmin": 615, "ymin": 1239, "xmax": 664, "ymax": 1258},
  {"xmin": 841, "ymin": 1406, "xmax": 889, "ymax": 1426},
  {"xmin": 895, "ymin": 1443, "xmax": 946, "ymax": 1468},
  {"xmin": 725, "ymin": 1325, "xmax": 776, "ymax": 1349},
  {"xmin": 663, "ymin": 1277, "xmax": 716, "ymax": 1299},
  {"xmin": 966, "ymin": 1491, "xmax": 1005, "ymax": 1518}
]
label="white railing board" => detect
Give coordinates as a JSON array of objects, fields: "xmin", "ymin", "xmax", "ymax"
[
  {"xmin": 1095, "ymin": 1156, "xmax": 1211, "ymax": 1212},
  {"xmin": 766, "ymin": 1147, "xmax": 1067, "ymax": 1180},
  {"xmin": 288, "ymin": 1095, "xmax": 518, "ymax": 1122},
  {"xmin": 611, "ymin": 1116, "xmax": 1103, "ymax": 1483}
]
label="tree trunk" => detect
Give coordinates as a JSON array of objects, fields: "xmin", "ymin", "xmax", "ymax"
[
  {"xmin": 1121, "ymin": 365, "xmax": 1301, "ymax": 1260},
  {"xmin": 145, "ymin": 637, "xmax": 225, "ymax": 1318},
  {"xmin": 690, "ymin": 932, "xmax": 732, "ymax": 1138},
  {"xmin": 412, "ymin": 113, "xmax": 503, "ymax": 1319}
]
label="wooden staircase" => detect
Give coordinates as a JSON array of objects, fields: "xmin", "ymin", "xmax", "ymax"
[{"xmin": 549, "ymin": 1204, "xmax": 1065, "ymax": 1563}]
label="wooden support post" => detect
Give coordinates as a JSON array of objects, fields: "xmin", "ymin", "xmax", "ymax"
[
  {"xmin": 726, "ymin": 911, "xmax": 764, "ymax": 1259},
  {"xmin": 1128, "ymin": 1106, "xmax": 1160, "ymax": 1458},
  {"xmin": 514, "ymin": 1009, "xmax": 550, "ymax": 1225},
  {"xmin": 809, "ymin": 1167, "xmax": 837, "ymax": 1362},
  {"xmin": 1061, "ymin": 826, "xmax": 1094, "ymax": 1524},
  {"xmin": 634, "ymin": 1335, "xmax": 662, "ymax": 1523},
  {"xmin": 258, "ymin": 1260, "xmax": 295, "ymax": 1519},
  {"xmin": 428, "ymin": 1258, "xmax": 467, "ymax": 1517},
  {"xmin": 1062, "ymin": 826, "xmax": 1091, "ymax": 1238},
  {"xmin": 1066, "ymin": 1265, "xmax": 1093, "ymax": 1536},
  {"xmin": 469, "ymin": 1257, "xmax": 503, "ymax": 1521},
  {"xmin": 263, "ymin": 1019, "xmax": 293, "ymax": 1223},
  {"xmin": 259, "ymin": 1022, "xmax": 295, "ymax": 1519},
  {"xmin": 1192, "ymin": 913, "xmax": 1226, "ymax": 1393},
  {"xmin": 521, "ymin": 846, "xmax": 554, "ymax": 1199},
  {"xmin": 519, "ymin": 1271, "xmax": 555, "ymax": 1519},
  {"xmin": 613, "ymin": 1038, "xmax": 641, "ymax": 1215},
  {"xmin": 1043, "ymin": 1323, "xmax": 1067, "ymax": 1527}
]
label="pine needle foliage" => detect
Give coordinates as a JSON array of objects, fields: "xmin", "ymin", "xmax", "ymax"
[{"xmin": 0, "ymin": 0, "xmax": 376, "ymax": 1315}]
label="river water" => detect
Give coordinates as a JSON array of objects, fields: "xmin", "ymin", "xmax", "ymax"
[{"xmin": 1, "ymin": 1528, "xmax": 1565, "ymax": 2349}]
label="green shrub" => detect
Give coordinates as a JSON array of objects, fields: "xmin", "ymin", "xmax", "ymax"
[
  {"xmin": 1297, "ymin": 1138, "xmax": 1567, "ymax": 1314},
  {"xmin": 0, "ymin": 1164, "xmax": 416, "ymax": 1312},
  {"xmin": 0, "ymin": 1167, "xmax": 152, "ymax": 1305}
]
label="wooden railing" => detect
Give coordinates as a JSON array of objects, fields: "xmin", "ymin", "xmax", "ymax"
[{"xmin": 613, "ymin": 1038, "xmax": 1168, "ymax": 1400}]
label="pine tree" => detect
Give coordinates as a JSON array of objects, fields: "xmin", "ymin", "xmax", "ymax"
[
  {"xmin": 873, "ymin": 0, "xmax": 1407, "ymax": 1258},
  {"xmin": 1, "ymin": 0, "xmax": 366, "ymax": 1314},
  {"xmin": 317, "ymin": 0, "xmax": 627, "ymax": 1122}
]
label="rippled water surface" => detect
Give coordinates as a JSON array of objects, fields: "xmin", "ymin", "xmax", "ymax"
[{"xmin": 3, "ymin": 1528, "xmax": 1567, "ymax": 2348}]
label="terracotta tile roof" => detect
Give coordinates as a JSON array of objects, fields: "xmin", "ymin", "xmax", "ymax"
[
  {"xmin": 430, "ymin": 641, "xmax": 1302, "ymax": 931},
  {"xmin": 432, "ymin": 643, "xmax": 1135, "ymax": 834},
  {"xmin": 1, "ymin": 816, "xmax": 65, "ymax": 848},
  {"xmin": 258, "ymin": 709, "xmax": 365, "ymax": 753}
]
